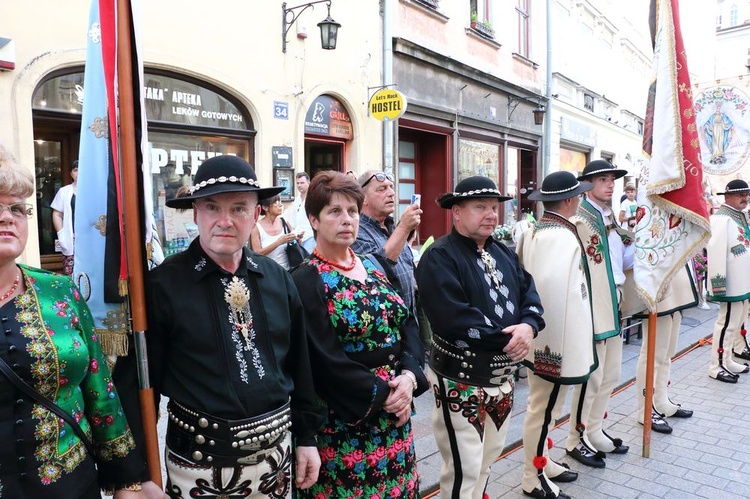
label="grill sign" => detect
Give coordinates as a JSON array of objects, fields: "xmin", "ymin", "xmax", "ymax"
[{"xmin": 369, "ymin": 89, "xmax": 407, "ymax": 122}]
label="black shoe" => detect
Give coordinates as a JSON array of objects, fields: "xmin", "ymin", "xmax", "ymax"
[
  {"xmin": 671, "ymin": 408, "xmax": 693, "ymax": 418},
  {"xmin": 566, "ymin": 446, "xmax": 606, "ymax": 468},
  {"xmin": 738, "ymin": 364, "xmax": 750, "ymax": 374},
  {"xmin": 549, "ymin": 470, "xmax": 578, "ymax": 483},
  {"xmin": 523, "ymin": 488, "xmax": 571, "ymax": 499},
  {"xmin": 733, "ymin": 348, "xmax": 750, "ymax": 361},
  {"xmin": 609, "ymin": 443, "xmax": 630, "ymax": 454},
  {"xmin": 713, "ymin": 370, "xmax": 739, "ymax": 383},
  {"xmin": 642, "ymin": 414, "xmax": 672, "ymax": 434}
]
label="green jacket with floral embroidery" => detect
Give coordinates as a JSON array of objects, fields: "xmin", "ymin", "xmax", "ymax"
[{"xmin": 5, "ymin": 265, "xmax": 145, "ymax": 494}]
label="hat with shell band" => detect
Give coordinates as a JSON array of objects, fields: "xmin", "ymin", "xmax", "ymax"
[
  {"xmin": 716, "ymin": 179, "xmax": 750, "ymax": 195},
  {"xmin": 165, "ymin": 155, "xmax": 285, "ymax": 209},
  {"xmin": 528, "ymin": 171, "xmax": 592, "ymax": 202},
  {"xmin": 576, "ymin": 159, "xmax": 628, "ymax": 181},
  {"xmin": 436, "ymin": 176, "xmax": 511, "ymax": 209}
]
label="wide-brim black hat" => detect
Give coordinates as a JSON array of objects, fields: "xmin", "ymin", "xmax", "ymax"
[
  {"xmin": 717, "ymin": 179, "xmax": 750, "ymax": 195},
  {"xmin": 577, "ymin": 159, "xmax": 628, "ymax": 181},
  {"xmin": 437, "ymin": 176, "xmax": 511, "ymax": 209},
  {"xmin": 166, "ymin": 155, "xmax": 285, "ymax": 209},
  {"xmin": 528, "ymin": 171, "xmax": 593, "ymax": 201}
]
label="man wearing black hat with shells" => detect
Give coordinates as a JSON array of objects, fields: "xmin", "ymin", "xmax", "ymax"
[
  {"xmin": 565, "ymin": 159, "xmax": 633, "ymax": 468},
  {"xmin": 115, "ymin": 155, "xmax": 321, "ymax": 497},
  {"xmin": 706, "ymin": 179, "xmax": 750, "ymax": 383},
  {"xmin": 416, "ymin": 176, "xmax": 545, "ymax": 499},
  {"xmin": 516, "ymin": 171, "xmax": 597, "ymax": 499}
]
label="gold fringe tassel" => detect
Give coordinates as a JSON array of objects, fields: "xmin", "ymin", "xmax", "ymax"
[
  {"xmin": 99, "ymin": 329, "xmax": 129, "ymax": 357},
  {"xmin": 119, "ymin": 277, "xmax": 128, "ymax": 297}
]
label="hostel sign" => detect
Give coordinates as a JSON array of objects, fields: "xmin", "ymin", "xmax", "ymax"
[{"xmin": 369, "ymin": 89, "xmax": 407, "ymax": 122}]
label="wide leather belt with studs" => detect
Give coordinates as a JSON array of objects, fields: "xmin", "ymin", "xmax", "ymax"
[
  {"xmin": 430, "ymin": 334, "xmax": 518, "ymax": 387},
  {"xmin": 166, "ymin": 399, "xmax": 291, "ymax": 467}
]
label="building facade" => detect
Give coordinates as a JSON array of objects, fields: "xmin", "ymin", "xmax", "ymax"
[
  {"xmin": 391, "ymin": 0, "xmax": 547, "ymax": 237},
  {"xmin": 1, "ymin": 0, "xmax": 383, "ymax": 268},
  {"xmin": 546, "ymin": 0, "xmax": 652, "ymax": 198}
]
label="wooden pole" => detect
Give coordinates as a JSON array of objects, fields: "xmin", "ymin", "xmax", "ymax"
[
  {"xmin": 642, "ymin": 311, "xmax": 657, "ymax": 457},
  {"xmin": 116, "ymin": 0, "xmax": 162, "ymax": 486}
]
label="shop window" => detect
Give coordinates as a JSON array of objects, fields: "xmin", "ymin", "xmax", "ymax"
[
  {"xmin": 32, "ymin": 70, "xmax": 255, "ymax": 266},
  {"xmin": 457, "ymin": 138, "xmax": 501, "ymax": 187}
]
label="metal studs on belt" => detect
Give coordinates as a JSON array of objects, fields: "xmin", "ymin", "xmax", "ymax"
[
  {"xmin": 192, "ymin": 451, "xmax": 203, "ymax": 461},
  {"xmin": 198, "ymin": 418, "xmax": 209, "ymax": 428},
  {"xmin": 195, "ymin": 435, "xmax": 205, "ymax": 445}
]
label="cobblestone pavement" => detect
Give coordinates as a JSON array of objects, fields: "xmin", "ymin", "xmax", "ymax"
[{"xmin": 415, "ymin": 304, "xmax": 750, "ymax": 498}]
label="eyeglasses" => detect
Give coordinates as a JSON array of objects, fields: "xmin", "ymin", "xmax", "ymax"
[
  {"xmin": 0, "ymin": 203, "xmax": 34, "ymax": 219},
  {"xmin": 361, "ymin": 172, "xmax": 394, "ymax": 188}
]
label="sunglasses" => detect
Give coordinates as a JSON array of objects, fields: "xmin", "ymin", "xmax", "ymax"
[{"xmin": 361, "ymin": 172, "xmax": 394, "ymax": 188}]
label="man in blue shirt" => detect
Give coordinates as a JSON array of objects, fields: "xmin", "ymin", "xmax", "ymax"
[{"xmin": 352, "ymin": 170, "xmax": 422, "ymax": 315}]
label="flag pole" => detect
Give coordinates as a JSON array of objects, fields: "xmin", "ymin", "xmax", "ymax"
[
  {"xmin": 116, "ymin": 0, "xmax": 162, "ymax": 486},
  {"xmin": 642, "ymin": 311, "xmax": 657, "ymax": 457}
]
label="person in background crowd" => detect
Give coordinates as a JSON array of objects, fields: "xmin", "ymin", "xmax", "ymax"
[
  {"xmin": 115, "ymin": 155, "xmax": 321, "ymax": 498},
  {"xmin": 618, "ymin": 183, "xmax": 637, "ymax": 229},
  {"xmin": 51, "ymin": 160, "xmax": 78, "ymax": 275},
  {"xmin": 0, "ymin": 144, "xmax": 147, "ymax": 498},
  {"xmin": 517, "ymin": 171, "xmax": 596, "ymax": 499},
  {"xmin": 567, "ymin": 160, "xmax": 633, "ymax": 469},
  {"xmin": 250, "ymin": 194, "xmax": 302, "ymax": 271},
  {"xmin": 352, "ymin": 170, "xmax": 421, "ymax": 329},
  {"xmin": 291, "ymin": 171, "xmax": 428, "ymax": 498},
  {"xmin": 416, "ymin": 176, "xmax": 544, "ymax": 499},
  {"xmin": 706, "ymin": 179, "xmax": 750, "ymax": 383},
  {"xmin": 284, "ymin": 172, "xmax": 315, "ymax": 252}
]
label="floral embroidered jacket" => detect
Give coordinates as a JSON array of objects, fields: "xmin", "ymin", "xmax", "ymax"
[
  {"xmin": 0, "ymin": 265, "xmax": 144, "ymax": 497},
  {"xmin": 573, "ymin": 198, "xmax": 621, "ymax": 341},
  {"xmin": 707, "ymin": 204, "xmax": 750, "ymax": 302},
  {"xmin": 517, "ymin": 212, "xmax": 597, "ymax": 384}
]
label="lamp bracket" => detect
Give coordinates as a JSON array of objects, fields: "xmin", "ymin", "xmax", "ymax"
[
  {"xmin": 507, "ymin": 95, "xmax": 545, "ymax": 124},
  {"xmin": 282, "ymin": 0, "xmax": 332, "ymax": 53},
  {"xmin": 367, "ymin": 84, "xmax": 397, "ymax": 101}
]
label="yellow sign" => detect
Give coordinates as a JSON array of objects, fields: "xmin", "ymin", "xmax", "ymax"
[{"xmin": 369, "ymin": 89, "xmax": 407, "ymax": 122}]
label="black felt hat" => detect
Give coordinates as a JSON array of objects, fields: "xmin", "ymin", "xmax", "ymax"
[
  {"xmin": 436, "ymin": 176, "xmax": 511, "ymax": 209},
  {"xmin": 166, "ymin": 155, "xmax": 285, "ymax": 209},
  {"xmin": 528, "ymin": 171, "xmax": 593, "ymax": 202},
  {"xmin": 717, "ymin": 179, "xmax": 750, "ymax": 195},
  {"xmin": 577, "ymin": 159, "xmax": 628, "ymax": 181}
]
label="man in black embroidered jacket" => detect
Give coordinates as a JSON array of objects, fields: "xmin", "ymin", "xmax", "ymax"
[
  {"xmin": 115, "ymin": 156, "xmax": 321, "ymax": 498},
  {"xmin": 416, "ymin": 176, "xmax": 544, "ymax": 499}
]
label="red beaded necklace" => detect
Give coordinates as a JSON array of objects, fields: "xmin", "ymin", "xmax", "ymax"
[
  {"xmin": 313, "ymin": 247, "xmax": 357, "ymax": 271},
  {"xmin": 0, "ymin": 271, "xmax": 20, "ymax": 302}
]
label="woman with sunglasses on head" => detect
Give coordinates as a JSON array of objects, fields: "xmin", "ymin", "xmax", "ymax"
[
  {"xmin": 0, "ymin": 145, "xmax": 147, "ymax": 498},
  {"xmin": 291, "ymin": 171, "xmax": 428, "ymax": 498},
  {"xmin": 249, "ymin": 194, "xmax": 303, "ymax": 270}
]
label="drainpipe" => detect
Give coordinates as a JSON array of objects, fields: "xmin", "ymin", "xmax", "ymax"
[
  {"xmin": 543, "ymin": 0, "xmax": 552, "ymax": 175},
  {"xmin": 383, "ymin": 0, "xmax": 394, "ymax": 175}
]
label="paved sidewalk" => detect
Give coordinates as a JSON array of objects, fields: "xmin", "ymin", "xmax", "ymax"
[{"xmin": 415, "ymin": 304, "xmax": 750, "ymax": 498}]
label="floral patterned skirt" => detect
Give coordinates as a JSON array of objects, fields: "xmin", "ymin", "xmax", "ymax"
[{"xmin": 300, "ymin": 410, "xmax": 419, "ymax": 498}]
